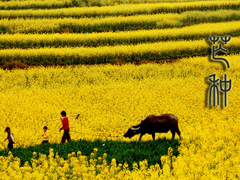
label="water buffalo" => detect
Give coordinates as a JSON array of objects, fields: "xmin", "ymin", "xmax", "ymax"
[{"xmin": 124, "ymin": 114, "xmax": 181, "ymax": 141}]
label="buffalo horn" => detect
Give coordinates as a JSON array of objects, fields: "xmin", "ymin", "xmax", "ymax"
[{"xmin": 130, "ymin": 126, "xmax": 140, "ymax": 131}]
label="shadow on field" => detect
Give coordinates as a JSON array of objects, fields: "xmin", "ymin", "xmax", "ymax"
[{"xmin": 0, "ymin": 138, "xmax": 180, "ymax": 169}]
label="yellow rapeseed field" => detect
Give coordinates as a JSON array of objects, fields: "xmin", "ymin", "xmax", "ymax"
[
  {"xmin": 0, "ymin": 36, "xmax": 239, "ymax": 64},
  {"xmin": 0, "ymin": 0, "xmax": 232, "ymax": 10},
  {"xmin": 0, "ymin": 148, "xmax": 179, "ymax": 179},
  {"xmin": 1, "ymin": 9, "xmax": 239, "ymax": 34},
  {"xmin": 0, "ymin": 0, "xmax": 73, "ymax": 9},
  {"xmin": 0, "ymin": 53, "xmax": 240, "ymax": 179},
  {"xmin": 0, "ymin": 1, "xmax": 239, "ymax": 18},
  {"xmin": 1, "ymin": 20, "xmax": 240, "ymax": 48},
  {"xmin": 1, "ymin": 0, "xmax": 240, "ymax": 178}
]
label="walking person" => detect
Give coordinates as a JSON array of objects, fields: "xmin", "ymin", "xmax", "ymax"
[
  {"xmin": 4, "ymin": 127, "xmax": 15, "ymax": 150},
  {"xmin": 59, "ymin": 111, "xmax": 71, "ymax": 143},
  {"xmin": 42, "ymin": 126, "xmax": 49, "ymax": 144}
]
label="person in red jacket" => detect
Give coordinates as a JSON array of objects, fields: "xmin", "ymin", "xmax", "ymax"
[{"xmin": 59, "ymin": 111, "xmax": 71, "ymax": 143}]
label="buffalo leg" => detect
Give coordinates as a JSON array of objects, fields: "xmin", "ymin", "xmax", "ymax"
[
  {"xmin": 176, "ymin": 129, "xmax": 181, "ymax": 139},
  {"xmin": 171, "ymin": 130, "xmax": 175, "ymax": 139},
  {"xmin": 139, "ymin": 133, "xmax": 144, "ymax": 141},
  {"xmin": 152, "ymin": 133, "xmax": 155, "ymax": 141}
]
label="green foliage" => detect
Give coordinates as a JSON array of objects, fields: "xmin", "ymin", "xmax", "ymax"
[{"xmin": 0, "ymin": 138, "xmax": 180, "ymax": 170}]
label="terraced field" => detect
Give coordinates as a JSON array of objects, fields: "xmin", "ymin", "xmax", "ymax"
[
  {"xmin": 0, "ymin": 0, "xmax": 239, "ymax": 179},
  {"xmin": 0, "ymin": 0, "xmax": 240, "ymax": 65}
]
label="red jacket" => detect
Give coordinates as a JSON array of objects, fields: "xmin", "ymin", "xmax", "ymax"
[{"xmin": 61, "ymin": 117, "xmax": 69, "ymax": 129}]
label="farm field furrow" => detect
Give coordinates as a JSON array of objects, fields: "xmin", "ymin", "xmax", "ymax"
[
  {"xmin": 1, "ymin": 37, "xmax": 240, "ymax": 65},
  {"xmin": 0, "ymin": 0, "xmax": 234, "ymax": 10},
  {"xmin": 1, "ymin": 21, "xmax": 240, "ymax": 49},
  {"xmin": 0, "ymin": 0, "xmax": 73, "ymax": 10},
  {"xmin": 0, "ymin": 9, "xmax": 240, "ymax": 34},
  {"xmin": 0, "ymin": 1, "xmax": 239, "ymax": 19}
]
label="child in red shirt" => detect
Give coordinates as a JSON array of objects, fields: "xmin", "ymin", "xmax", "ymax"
[{"xmin": 59, "ymin": 111, "xmax": 71, "ymax": 143}]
